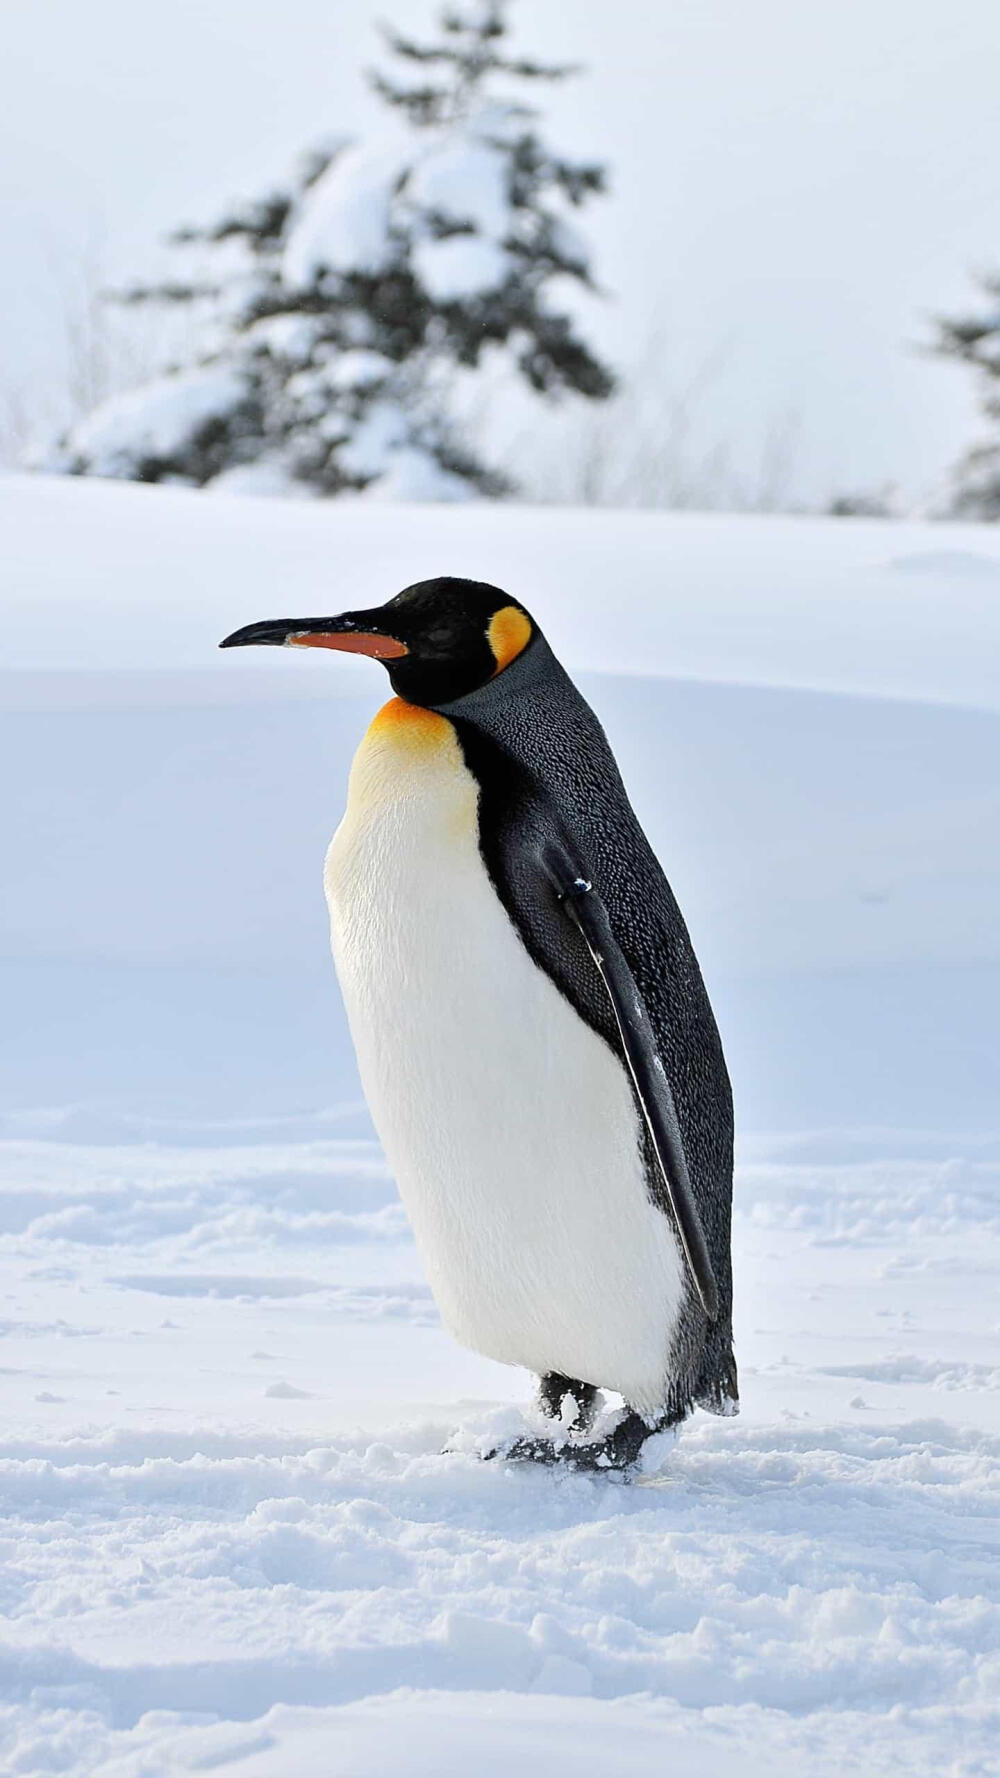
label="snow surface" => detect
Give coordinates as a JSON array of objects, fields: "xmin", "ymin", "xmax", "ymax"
[{"xmin": 0, "ymin": 476, "xmax": 997, "ymax": 1774}]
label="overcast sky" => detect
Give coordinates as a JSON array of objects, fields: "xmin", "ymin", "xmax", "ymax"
[{"xmin": 2, "ymin": 0, "xmax": 999, "ymax": 506}]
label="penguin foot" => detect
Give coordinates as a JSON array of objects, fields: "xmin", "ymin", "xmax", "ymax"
[
  {"xmin": 537, "ymin": 1371, "xmax": 600, "ymax": 1434},
  {"xmin": 485, "ymin": 1410, "xmax": 654, "ymax": 1474}
]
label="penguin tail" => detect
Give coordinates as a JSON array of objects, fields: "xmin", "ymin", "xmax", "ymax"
[{"xmin": 695, "ymin": 1348, "xmax": 740, "ymax": 1418}]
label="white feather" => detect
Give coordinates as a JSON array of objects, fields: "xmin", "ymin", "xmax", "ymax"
[{"xmin": 325, "ymin": 701, "xmax": 685, "ymax": 1415}]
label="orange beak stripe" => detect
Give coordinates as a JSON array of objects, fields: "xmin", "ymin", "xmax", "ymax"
[{"xmin": 287, "ymin": 631, "xmax": 408, "ymax": 659}]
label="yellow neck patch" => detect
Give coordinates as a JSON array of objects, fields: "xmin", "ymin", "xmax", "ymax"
[
  {"xmin": 487, "ymin": 605, "xmax": 532, "ymax": 674},
  {"xmin": 366, "ymin": 696, "xmax": 452, "ymax": 752}
]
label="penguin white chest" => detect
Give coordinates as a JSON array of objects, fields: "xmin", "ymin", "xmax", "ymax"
[{"xmin": 324, "ymin": 698, "xmax": 685, "ymax": 1415}]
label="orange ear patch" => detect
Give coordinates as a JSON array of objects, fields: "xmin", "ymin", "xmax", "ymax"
[{"xmin": 487, "ymin": 605, "xmax": 532, "ymax": 674}]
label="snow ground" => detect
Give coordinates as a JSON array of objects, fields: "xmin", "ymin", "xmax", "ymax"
[{"xmin": 1, "ymin": 477, "xmax": 997, "ymax": 1774}]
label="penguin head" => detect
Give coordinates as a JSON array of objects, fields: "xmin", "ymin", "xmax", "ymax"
[{"xmin": 220, "ymin": 576, "xmax": 535, "ymax": 706}]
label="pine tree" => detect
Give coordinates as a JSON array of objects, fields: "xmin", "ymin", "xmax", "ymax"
[
  {"xmin": 48, "ymin": 1, "xmax": 613, "ymax": 500},
  {"xmin": 930, "ymin": 271, "xmax": 1000, "ymax": 519}
]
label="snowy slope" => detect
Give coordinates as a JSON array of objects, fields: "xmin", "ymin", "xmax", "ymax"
[
  {"xmin": 0, "ymin": 476, "xmax": 997, "ymax": 1775},
  {"xmin": 7, "ymin": 474, "xmax": 1000, "ymax": 705}
]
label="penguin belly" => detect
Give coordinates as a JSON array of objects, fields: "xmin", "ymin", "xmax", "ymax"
[{"xmin": 325, "ymin": 698, "xmax": 686, "ymax": 1417}]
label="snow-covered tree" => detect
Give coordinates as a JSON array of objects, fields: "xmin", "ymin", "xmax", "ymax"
[
  {"xmin": 931, "ymin": 272, "xmax": 1000, "ymax": 519},
  {"xmin": 48, "ymin": 1, "xmax": 613, "ymax": 500}
]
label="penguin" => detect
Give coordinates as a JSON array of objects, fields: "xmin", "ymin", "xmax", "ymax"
[{"xmin": 221, "ymin": 578, "xmax": 737, "ymax": 1469}]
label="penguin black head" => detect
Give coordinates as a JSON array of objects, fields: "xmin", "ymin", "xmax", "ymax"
[{"xmin": 219, "ymin": 577, "xmax": 535, "ymax": 707}]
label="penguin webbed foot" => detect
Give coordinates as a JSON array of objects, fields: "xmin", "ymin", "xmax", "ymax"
[{"xmin": 485, "ymin": 1407, "xmax": 654, "ymax": 1474}]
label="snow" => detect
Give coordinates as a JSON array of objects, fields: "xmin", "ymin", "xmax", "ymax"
[
  {"xmin": 335, "ymin": 401, "xmax": 474, "ymax": 500},
  {"xmin": 355, "ymin": 446, "xmax": 475, "ymax": 503},
  {"xmin": 0, "ymin": 475, "xmax": 997, "ymax": 1774},
  {"xmin": 6, "ymin": 475, "xmax": 1000, "ymax": 705},
  {"xmin": 411, "ymin": 232, "xmax": 511, "ymax": 301},
  {"xmin": 323, "ymin": 349, "xmax": 394, "ymax": 391},
  {"xmin": 447, "ymin": 0, "xmax": 503, "ymax": 35},
  {"xmin": 207, "ymin": 455, "xmax": 310, "ymax": 498},
  {"xmin": 55, "ymin": 367, "xmax": 247, "ymax": 478},
  {"xmin": 473, "ymin": 99, "xmax": 532, "ymax": 146},
  {"xmin": 405, "ymin": 137, "xmax": 510, "ymax": 238},
  {"xmin": 548, "ymin": 211, "xmax": 590, "ymax": 272},
  {"xmin": 242, "ymin": 315, "xmax": 323, "ymax": 364},
  {"xmin": 0, "ymin": 1133, "xmax": 996, "ymax": 1774},
  {"xmin": 282, "ymin": 142, "xmax": 404, "ymax": 284},
  {"xmin": 283, "ymin": 125, "xmax": 519, "ymax": 306}
]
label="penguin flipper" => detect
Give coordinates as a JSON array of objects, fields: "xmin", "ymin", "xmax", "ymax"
[{"xmin": 544, "ymin": 847, "xmax": 719, "ymax": 1324}]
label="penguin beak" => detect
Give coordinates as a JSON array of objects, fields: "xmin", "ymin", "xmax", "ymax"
[{"xmin": 219, "ymin": 613, "xmax": 408, "ymax": 660}]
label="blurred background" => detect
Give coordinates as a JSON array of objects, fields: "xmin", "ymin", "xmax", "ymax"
[{"xmin": 4, "ymin": 0, "xmax": 1000, "ymax": 516}]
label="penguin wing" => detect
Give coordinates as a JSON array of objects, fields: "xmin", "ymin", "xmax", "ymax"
[{"xmin": 543, "ymin": 841, "xmax": 719, "ymax": 1323}]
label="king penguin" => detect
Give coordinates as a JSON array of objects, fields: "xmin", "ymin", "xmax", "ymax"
[{"xmin": 221, "ymin": 578, "xmax": 737, "ymax": 1469}]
